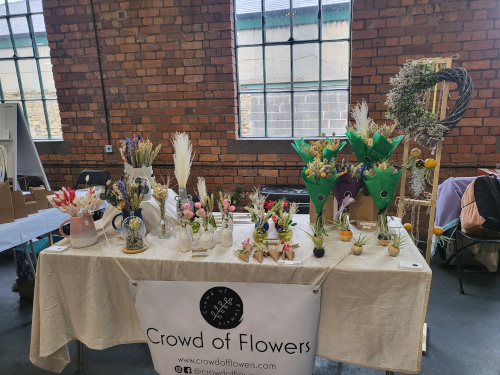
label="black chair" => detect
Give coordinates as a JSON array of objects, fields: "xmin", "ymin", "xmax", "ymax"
[
  {"xmin": 452, "ymin": 227, "xmax": 500, "ymax": 294},
  {"xmin": 74, "ymin": 170, "xmax": 111, "ymax": 190}
]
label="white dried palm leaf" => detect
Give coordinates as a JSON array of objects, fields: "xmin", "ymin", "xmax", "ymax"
[{"xmin": 351, "ymin": 99, "xmax": 373, "ymax": 139}]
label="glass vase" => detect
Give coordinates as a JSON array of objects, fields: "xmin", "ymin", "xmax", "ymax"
[
  {"xmin": 277, "ymin": 225, "xmax": 293, "ymax": 242},
  {"xmin": 158, "ymin": 200, "xmax": 173, "ymax": 239},
  {"xmin": 253, "ymin": 226, "xmax": 268, "ymax": 244},
  {"xmin": 190, "ymin": 219, "xmax": 201, "ymax": 234},
  {"xmin": 122, "ymin": 212, "xmax": 147, "ymax": 253}
]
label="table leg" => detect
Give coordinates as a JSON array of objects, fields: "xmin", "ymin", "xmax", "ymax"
[
  {"xmin": 29, "ymin": 240, "xmax": 38, "ymax": 270},
  {"xmin": 22, "ymin": 243, "xmax": 36, "ymax": 278},
  {"xmin": 48, "ymin": 232, "xmax": 54, "ymax": 246},
  {"xmin": 76, "ymin": 340, "xmax": 84, "ymax": 372},
  {"xmin": 386, "ymin": 372, "xmax": 394, "ymax": 375}
]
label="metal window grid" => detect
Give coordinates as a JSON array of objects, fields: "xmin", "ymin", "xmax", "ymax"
[
  {"xmin": 0, "ymin": 0, "xmax": 58, "ymax": 139},
  {"xmin": 235, "ymin": 0, "xmax": 352, "ymax": 138}
]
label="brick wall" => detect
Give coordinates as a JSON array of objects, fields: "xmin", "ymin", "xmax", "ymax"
[{"xmin": 40, "ymin": 0, "xmax": 499, "ymax": 201}]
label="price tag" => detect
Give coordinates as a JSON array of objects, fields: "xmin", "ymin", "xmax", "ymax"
[
  {"xmin": 277, "ymin": 260, "xmax": 303, "ymax": 266},
  {"xmin": 44, "ymin": 245, "xmax": 68, "ymax": 252}
]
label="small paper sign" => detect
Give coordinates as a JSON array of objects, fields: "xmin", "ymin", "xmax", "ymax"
[
  {"xmin": 278, "ymin": 260, "xmax": 303, "ymax": 266},
  {"xmin": 44, "ymin": 245, "xmax": 67, "ymax": 252}
]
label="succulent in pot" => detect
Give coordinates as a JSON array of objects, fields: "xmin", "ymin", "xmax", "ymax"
[
  {"xmin": 388, "ymin": 232, "xmax": 406, "ymax": 257},
  {"xmin": 338, "ymin": 212, "xmax": 353, "ymax": 241},
  {"xmin": 304, "ymin": 217, "xmax": 327, "ymax": 258}
]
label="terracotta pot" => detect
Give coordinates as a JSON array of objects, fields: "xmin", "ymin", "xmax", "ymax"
[
  {"xmin": 59, "ymin": 214, "xmax": 98, "ymax": 248},
  {"xmin": 388, "ymin": 245, "xmax": 400, "ymax": 257},
  {"xmin": 351, "ymin": 244, "xmax": 363, "ymax": 255}
]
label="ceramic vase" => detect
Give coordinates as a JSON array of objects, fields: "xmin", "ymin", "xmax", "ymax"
[
  {"xmin": 220, "ymin": 218, "xmax": 233, "ymax": 247},
  {"xmin": 388, "ymin": 245, "xmax": 400, "ymax": 257},
  {"xmin": 190, "ymin": 219, "xmax": 201, "ymax": 234},
  {"xmin": 351, "ymin": 245, "xmax": 363, "ymax": 255},
  {"xmin": 179, "ymin": 226, "xmax": 192, "ymax": 252},
  {"xmin": 59, "ymin": 214, "xmax": 98, "ymax": 248},
  {"xmin": 200, "ymin": 228, "xmax": 216, "ymax": 250}
]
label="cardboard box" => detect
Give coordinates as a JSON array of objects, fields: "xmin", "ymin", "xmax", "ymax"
[
  {"xmin": 0, "ymin": 181, "xmax": 15, "ymax": 224},
  {"xmin": 29, "ymin": 186, "xmax": 48, "ymax": 200},
  {"xmin": 309, "ymin": 195, "xmax": 337, "ymax": 223},
  {"xmin": 25, "ymin": 201, "xmax": 38, "ymax": 214},
  {"xmin": 11, "ymin": 191, "xmax": 28, "ymax": 219},
  {"xmin": 349, "ymin": 195, "xmax": 378, "ymax": 229}
]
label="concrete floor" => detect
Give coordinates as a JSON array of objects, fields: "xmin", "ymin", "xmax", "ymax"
[{"xmin": 1, "ymin": 249, "xmax": 499, "ymax": 375}]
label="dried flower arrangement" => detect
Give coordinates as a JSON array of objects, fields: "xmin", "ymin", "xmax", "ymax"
[
  {"xmin": 363, "ymin": 162, "xmax": 403, "ymax": 242},
  {"xmin": 50, "ymin": 186, "xmax": 103, "ymax": 217},
  {"xmin": 385, "ymin": 61, "xmax": 473, "ymax": 150},
  {"xmin": 196, "ymin": 177, "xmax": 216, "ymax": 230},
  {"xmin": 119, "ymin": 134, "xmax": 161, "ymax": 168},
  {"xmin": 345, "ymin": 100, "xmax": 403, "ymax": 166},
  {"xmin": 151, "ymin": 176, "xmax": 171, "ymax": 236},
  {"xmin": 276, "ymin": 200, "xmax": 298, "ymax": 229},
  {"xmin": 100, "ymin": 174, "xmax": 149, "ymax": 211},
  {"xmin": 181, "ymin": 203, "xmax": 194, "ymax": 228},
  {"xmin": 125, "ymin": 217, "xmax": 145, "ymax": 250},
  {"xmin": 218, "ymin": 191, "xmax": 236, "ymax": 221},
  {"xmin": 245, "ymin": 187, "xmax": 282, "ymax": 229},
  {"xmin": 292, "ymin": 133, "xmax": 346, "ymax": 165}
]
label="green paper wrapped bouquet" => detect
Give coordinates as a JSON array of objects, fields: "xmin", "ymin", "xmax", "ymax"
[
  {"xmin": 292, "ymin": 135, "xmax": 346, "ymax": 165},
  {"xmin": 346, "ymin": 100, "xmax": 403, "ymax": 166}
]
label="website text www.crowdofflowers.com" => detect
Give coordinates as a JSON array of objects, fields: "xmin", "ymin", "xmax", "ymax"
[{"xmin": 174, "ymin": 357, "xmax": 276, "ymax": 374}]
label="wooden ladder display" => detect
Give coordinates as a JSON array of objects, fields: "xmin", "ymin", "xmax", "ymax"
[{"xmin": 397, "ymin": 57, "xmax": 453, "ymax": 265}]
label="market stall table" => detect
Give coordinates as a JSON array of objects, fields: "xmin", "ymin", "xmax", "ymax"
[{"xmin": 30, "ymin": 213, "xmax": 431, "ymax": 374}]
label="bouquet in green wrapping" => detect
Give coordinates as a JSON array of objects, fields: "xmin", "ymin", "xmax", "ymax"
[
  {"xmin": 292, "ymin": 135, "xmax": 346, "ymax": 165},
  {"xmin": 363, "ymin": 161, "xmax": 403, "ymax": 242},
  {"xmin": 346, "ymin": 100, "xmax": 403, "ymax": 166},
  {"xmin": 302, "ymin": 158, "xmax": 341, "ymax": 220}
]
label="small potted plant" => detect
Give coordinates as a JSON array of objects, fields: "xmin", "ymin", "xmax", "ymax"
[
  {"xmin": 304, "ymin": 218, "xmax": 327, "ymax": 258},
  {"xmin": 338, "ymin": 212, "xmax": 353, "ymax": 241},
  {"xmin": 388, "ymin": 232, "xmax": 406, "ymax": 257},
  {"xmin": 351, "ymin": 233, "xmax": 370, "ymax": 256}
]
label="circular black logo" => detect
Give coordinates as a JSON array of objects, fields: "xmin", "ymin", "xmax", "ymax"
[
  {"xmin": 364, "ymin": 156, "xmax": 371, "ymax": 162},
  {"xmin": 317, "ymin": 194, "xmax": 325, "ymax": 201},
  {"xmin": 344, "ymin": 191, "xmax": 352, "ymax": 197},
  {"xmin": 380, "ymin": 191, "xmax": 388, "ymax": 198},
  {"xmin": 200, "ymin": 287, "xmax": 243, "ymax": 330}
]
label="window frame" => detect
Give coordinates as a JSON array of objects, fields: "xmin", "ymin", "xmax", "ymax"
[
  {"xmin": 0, "ymin": 0, "xmax": 59, "ymax": 139},
  {"xmin": 234, "ymin": 0, "xmax": 352, "ymax": 139}
]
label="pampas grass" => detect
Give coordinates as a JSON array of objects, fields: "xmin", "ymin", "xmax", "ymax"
[
  {"xmin": 197, "ymin": 177, "xmax": 208, "ymax": 206},
  {"xmin": 172, "ymin": 132, "xmax": 193, "ymax": 189}
]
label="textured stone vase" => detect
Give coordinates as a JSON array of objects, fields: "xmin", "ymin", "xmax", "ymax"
[
  {"xmin": 220, "ymin": 219, "xmax": 233, "ymax": 247},
  {"xmin": 59, "ymin": 214, "xmax": 98, "ymax": 248},
  {"xmin": 179, "ymin": 226, "xmax": 192, "ymax": 252},
  {"xmin": 200, "ymin": 228, "xmax": 216, "ymax": 250}
]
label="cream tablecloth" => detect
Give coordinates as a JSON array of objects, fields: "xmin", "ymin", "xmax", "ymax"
[{"xmin": 30, "ymin": 211, "xmax": 431, "ymax": 374}]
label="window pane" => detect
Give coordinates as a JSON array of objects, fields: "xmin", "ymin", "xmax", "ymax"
[
  {"xmin": 265, "ymin": 0, "xmax": 290, "ymax": 43},
  {"xmin": 235, "ymin": 0, "xmax": 262, "ymax": 45},
  {"xmin": 0, "ymin": 19, "xmax": 14, "ymax": 57},
  {"xmin": 294, "ymin": 92, "xmax": 319, "ymax": 137},
  {"xmin": 237, "ymin": 46, "xmax": 263, "ymax": 91},
  {"xmin": 6, "ymin": 0, "xmax": 27, "ymax": 15},
  {"xmin": 322, "ymin": 0, "xmax": 351, "ymax": 40},
  {"xmin": 322, "ymin": 41, "xmax": 349, "ymax": 87},
  {"xmin": 0, "ymin": 60, "xmax": 20, "ymax": 99},
  {"xmin": 47, "ymin": 99, "xmax": 62, "ymax": 138},
  {"xmin": 29, "ymin": 0, "xmax": 43, "ymax": 12},
  {"xmin": 321, "ymin": 90, "xmax": 348, "ymax": 136},
  {"xmin": 267, "ymin": 93, "xmax": 291, "ymax": 137},
  {"xmin": 240, "ymin": 93, "xmax": 265, "ymax": 137},
  {"xmin": 40, "ymin": 58, "xmax": 56, "ymax": 98},
  {"xmin": 292, "ymin": 0, "xmax": 318, "ymax": 40},
  {"xmin": 11, "ymin": 16, "xmax": 33, "ymax": 56},
  {"xmin": 32, "ymin": 14, "xmax": 48, "ymax": 52},
  {"xmin": 293, "ymin": 43, "xmax": 318, "ymax": 88},
  {"xmin": 25, "ymin": 100, "xmax": 47, "ymax": 138},
  {"xmin": 265, "ymin": 45, "xmax": 290, "ymax": 90},
  {"xmin": 19, "ymin": 59, "xmax": 41, "ymax": 99}
]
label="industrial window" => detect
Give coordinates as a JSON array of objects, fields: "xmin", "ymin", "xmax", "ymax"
[
  {"xmin": 0, "ymin": 0, "xmax": 61, "ymax": 139},
  {"xmin": 235, "ymin": 0, "xmax": 351, "ymax": 138}
]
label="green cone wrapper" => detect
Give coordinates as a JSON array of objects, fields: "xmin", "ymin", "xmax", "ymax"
[
  {"xmin": 345, "ymin": 131, "xmax": 404, "ymax": 167},
  {"xmin": 301, "ymin": 168, "xmax": 340, "ymax": 214},
  {"xmin": 292, "ymin": 138, "xmax": 346, "ymax": 165},
  {"xmin": 363, "ymin": 167, "xmax": 403, "ymax": 212}
]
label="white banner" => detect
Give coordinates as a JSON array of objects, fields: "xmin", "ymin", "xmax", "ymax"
[{"xmin": 130, "ymin": 281, "xmax": 321, "ymax": 375}]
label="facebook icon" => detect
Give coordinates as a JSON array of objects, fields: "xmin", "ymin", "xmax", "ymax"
[{"xmin": 184, "ymin": 367, "xmax": 192, "ymax": 374}]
